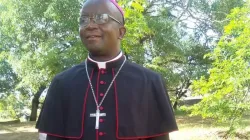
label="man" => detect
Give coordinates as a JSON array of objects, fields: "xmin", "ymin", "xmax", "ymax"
[{"xmin": 36, "ymin": 0, "xmax": 178, "ymax": 140}]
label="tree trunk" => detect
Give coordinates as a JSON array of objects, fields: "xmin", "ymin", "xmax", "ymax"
[
  {"xmin": 172, "ymin": 79, "xmax": 192, "ymax": 110},
  {"xmin": 30, "ymin": 86, "xmax": 46, "ymax": 121},
  {"xmin": 173, "ymin": 101, "xmax": 178, "ymax": 110},
  {"xmin": 173, "ymin": 87, "xmax": 180, "ymax": 110}
]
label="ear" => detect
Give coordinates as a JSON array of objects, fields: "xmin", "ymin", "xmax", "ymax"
[{"xmin": 118, "ymin": 26, "xmax": 126, "ymax": 39}]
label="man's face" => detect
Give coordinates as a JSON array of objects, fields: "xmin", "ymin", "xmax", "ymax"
[{"xmin": 79, "ymin": 0, "xmax": 125, "ymax": 56}]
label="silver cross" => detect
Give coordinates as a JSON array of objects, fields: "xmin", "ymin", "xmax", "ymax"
[{"xmin": 90, "ymin": 109, "xmax": 106, "ymax": 129}]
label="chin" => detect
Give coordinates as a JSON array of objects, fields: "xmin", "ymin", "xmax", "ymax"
[{"xmin": 86, "ymin": 45, "xmax": 104, "ymax": 54}]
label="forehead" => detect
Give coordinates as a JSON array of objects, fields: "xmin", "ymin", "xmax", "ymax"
[{"xmin": 81, "ymin": 0, "xmax": 115, "ymax": 15}]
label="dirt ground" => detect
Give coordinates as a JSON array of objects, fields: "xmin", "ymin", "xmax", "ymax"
[
  {"xmin": 0, "ymin": 122, "xmax": 38, "ymax": 140},
  {"xmin": 0, "ymin": 116, "xmax": 249, "ymax": 140}
]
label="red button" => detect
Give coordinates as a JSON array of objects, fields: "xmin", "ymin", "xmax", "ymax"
[
  {"xmin": 100, "ymin": 93, "xmax": 104, "ymax": 97},
  {"xmin": 101, "ymin": 70, "xmax": 106, "ymax": 74},
  {"xmin": 99, "ymin": 119, "xmax": 104, "ymax": 122},
  {"xmin": 99, "ymin": 132, "xmax": 104, "ymax": 136},
  {"xmin": 100, "ymin": 106, "xmax": 104, "ymax": 110},
  {"xmin": 100, "ymin": 81, "xmax": 105, "ymax": 84}
]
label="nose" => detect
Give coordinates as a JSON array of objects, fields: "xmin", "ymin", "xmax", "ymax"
[{"xmin": 85, "ymin": 18, "xmax": 98, "ymax": 30}]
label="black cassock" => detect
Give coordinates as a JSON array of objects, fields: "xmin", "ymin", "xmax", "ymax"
[{"xmin": 36, "ymin": 55, "xmax": 178, "ymax": 140}]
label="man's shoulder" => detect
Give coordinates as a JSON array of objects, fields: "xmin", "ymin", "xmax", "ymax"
[{"xmin": 53, "ymin": 62, "xmax": 85, "ymax": 81}]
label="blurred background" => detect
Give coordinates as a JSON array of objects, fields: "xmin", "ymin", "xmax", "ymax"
[{"xmin": 0, "ymin": 0, "xmax": 250, "ymax": 139}]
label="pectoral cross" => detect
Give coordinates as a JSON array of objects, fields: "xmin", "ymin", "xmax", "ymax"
[{"xmin": 90, "ymin": 109, "xmax": 106, "ymax": 129}]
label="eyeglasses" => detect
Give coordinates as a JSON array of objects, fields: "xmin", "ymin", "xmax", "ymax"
[{"xmin": 80, "ymin": 13, "xmax": 122, "ymax": 27}]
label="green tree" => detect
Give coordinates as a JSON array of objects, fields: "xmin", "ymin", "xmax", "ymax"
[
  {"xmin": 0, "ymin": 0, "xmax": 87, "ymax": 120},
  {"xmin": 148, "ymin": 0, "xmax": 245, "ymax": 109},
  {"xmin": 0, "ymin": 60, "xmax": 18, "ymax": 96},
  {"xmin": 0, "ymin": 0, "xmax": 154, "ymax": 121},
  {"xmin": 189, "ymin": 0, "xmax": 250, "ymax": 133},
  {"xmin": 1, "ymin": 0, "xmax": 243, "ymax": 121}
]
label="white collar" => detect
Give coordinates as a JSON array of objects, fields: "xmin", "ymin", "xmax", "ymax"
[{"xmin": 88, "ymin": 52, "xmax": 123, "ymax": 69}]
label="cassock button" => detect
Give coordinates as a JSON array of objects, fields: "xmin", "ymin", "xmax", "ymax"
[
  {"xmin": 100, "ymin": 106, "xmax": 104, "ymax": 110},
  {"xmin": 99, "ymin": 119, "xmax": 104, "ymax": 122},
  {"xmin": 100, "ymin": 81, "xmax": 105, "ymax": 84},
  {"xmin": 100, "ymin": 93, "xmax": 104, "ymax": 97},
  {"xmin": 101, "ymin": 70, "xmax": 106, "ymax": 74},
  {"xmin": 99, "ymin": 132, "xmax": 104, "ymax": 136}
]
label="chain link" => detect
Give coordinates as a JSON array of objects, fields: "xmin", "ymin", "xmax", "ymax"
[{"xmin": 85, "ymin": 56, "xmax": 126, "ymax": 108}]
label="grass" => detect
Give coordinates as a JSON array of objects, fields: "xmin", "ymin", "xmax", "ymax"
[
  {"xmin": 0, "ymin": 122, "xmax": 38, "ymax": 140},
  {"xmin": 171, "ymin": 110, "xmax": 250, "ymax": 140},
  {"xmin": 0, "ymin": 112, "xmax": 249, "ymax": 140}
]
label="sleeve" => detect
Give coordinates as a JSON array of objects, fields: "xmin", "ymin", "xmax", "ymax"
[
  {"xmin": 36, "ymin": 76, "xmax": 66, "ymax": 136},
  {"xmin": 152, "ymin": 74, "xmax": 178, "ymax": 132},
  {"xmin": 115, "ymin": 70, "xmax": 178, "ymax": 138}
]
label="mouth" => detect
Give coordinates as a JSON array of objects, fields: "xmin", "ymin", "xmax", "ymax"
[{"xmin": 86, "ymin": 35, "xmax": 102, "ymax": 40}]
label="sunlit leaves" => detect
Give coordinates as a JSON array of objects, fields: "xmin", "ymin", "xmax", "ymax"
[{"xmin": 189, "ymin": 1, "xmax": 250, "ymax": 130}]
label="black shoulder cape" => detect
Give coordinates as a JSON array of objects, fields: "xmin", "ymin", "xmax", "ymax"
[{"xmin": 36, "ymin": 58, "xmax": 178, "ymax": 139}]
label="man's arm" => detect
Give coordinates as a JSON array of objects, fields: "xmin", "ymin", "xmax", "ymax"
[{"xmin": 147, "ymin": 134, "xmax": 170, "ymax": 140}]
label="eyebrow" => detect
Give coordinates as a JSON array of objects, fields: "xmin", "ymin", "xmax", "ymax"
[
  {"xmin": 80, "ymin": 15, "xmax": 89, "ymax": 17},
  {"xmin": 81, "ymin": 12, "xmax": 109, "ymax": 15},
  {"xmin": 80, "ymin": 13, "xmax": 105, "ymax": 18},
  {"xmin": 80, "ymin": 12, "xmax": 90, "ymax": 16}
]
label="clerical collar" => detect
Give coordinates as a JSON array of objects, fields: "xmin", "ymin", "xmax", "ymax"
[{"xmin": 87, "ymin": 52, "xmax": 124, "ymax": 69}]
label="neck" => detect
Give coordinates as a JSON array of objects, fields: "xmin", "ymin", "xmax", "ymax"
[
  {"xmin": 89, "ymin": 50, "xmax": 121, "ymax": 62},
  {"xmin": 87, "ymin": 51, "xmax": 124, "ymax": 69}
]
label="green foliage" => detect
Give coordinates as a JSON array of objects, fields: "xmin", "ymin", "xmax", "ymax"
[
  {"xmin": 1, "ymin": 0, "xmax": 248, "ymax": 124},
  {"xmin": 0, "ymin": 0, "xmax": 154, "ymax": 93},
  {"xmin": 0, "ymin": 60, "xmax": 18, "ymax": 95},
  {"xmin": 143, "ymin": 5, "xmax": 184, "ymax": 90},
  {"xmin": 190, "ymin": 1, "xmax": 250, "ymax": 131},
  {"xmin": 0, "ymin": 93, "xmax": 30, "ymax": 119},
  {"xmin": 120, "ymin": 0, "xmax": 152, "ymax": 63},
  {"xmin": 1, "ymin": 0, "xmax": 87, "ymax": 92},
  {"xmin": 211, "ymin": 0, "xmax": 245, "ymax": 33},
  {"xmin": 0, "ymin": 0, "xmax": 159, "ymax": 119}
]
